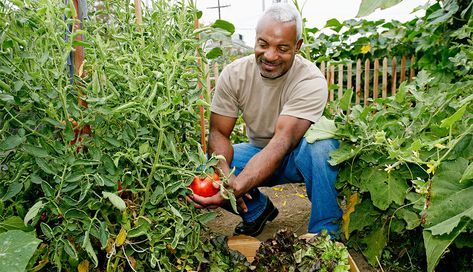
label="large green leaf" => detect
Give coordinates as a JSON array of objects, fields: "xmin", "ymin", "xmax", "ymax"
[
  {"xmin": 357, "ymin": 0, "xmax": 403, "ymax": 17},
  {"xmin": 423, "ymin": 220, "xmax": 469, "ymax": 272},
  {"xmin": 361, "ymin": 168, "xmax": 408, "ymax": 210},
  {"xmin": 0, "ymin": 135, "xmax": 24, "ymax": 150},
  {"xmin": 348, "ymin": 198, "xmax": 380, "ymax": 233},
  {"xmin": 0, "ymin": 230, "xmax": 41, "ymax": 272},
  {"xmin": 425, "ymin": 159, "xmax": 473, "ymax": 235},
  {"xmin": 211, "ymin": 19, "xmax": 235, "ymax": 34},
  {"xmin": 362, "ymin": 225, "xmax": 387, "ymax": 265},
  {"xmin": 304, "ymin": 116, "xmax": 337, "ymax": 143}
]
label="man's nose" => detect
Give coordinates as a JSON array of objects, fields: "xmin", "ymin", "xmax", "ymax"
[{"xmin": 264, "ymin": 47, "xmax": 278, "ymax": 62}]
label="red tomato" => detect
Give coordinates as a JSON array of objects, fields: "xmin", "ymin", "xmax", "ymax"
[{"xmin": 189, "ymin": 173, "xmax": 220, "ymax": 197}]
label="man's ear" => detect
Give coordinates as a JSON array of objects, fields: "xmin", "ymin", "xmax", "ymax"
[{"xmin": 295, "ymin": 39, "xmax": 303, "ymax": 53}]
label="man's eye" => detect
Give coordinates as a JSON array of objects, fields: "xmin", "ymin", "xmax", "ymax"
[{"xmin": 279, "ymin": 47, "xmax": 289, "ymax": 52}]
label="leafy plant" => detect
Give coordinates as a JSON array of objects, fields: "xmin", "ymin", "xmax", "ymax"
[
  {"xmin": 322, "ymin": 71, "xmax": 472, "ymax": 271},
  {"xmin": 252, "ymin": 230, "xmax": 350, "ymax": 272},
  {"xmin": 0, "ymin": 0, "xmax": 241, "ymax": 271}
]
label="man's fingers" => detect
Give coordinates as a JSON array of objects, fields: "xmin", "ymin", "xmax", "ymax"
[
  {"xmin": 244, "ymin": 193, "xmax": 252, "ymax": 200},
  {"xmin": 237, "ymin": 198, "xmax": 248, "ymax": 213}
]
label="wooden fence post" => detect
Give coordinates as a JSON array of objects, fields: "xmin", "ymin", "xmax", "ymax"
[
  {"xmin": 382, "ymin": 57, "xmax": 388, "ymax": 98},
  {"xmin": 364, "ymin": 59, "xmax": 370, "ymax": 106},
  {"xmin": 410, "ymin": 55, "xmax": 416, "ymax": 80},
  {"xmin": 329, "ymin": 65, "xmax": 335, "ymax": 101},
  {"xmin": 400, "ymin": 55, "xmax": 406, "ymax": 83},
  {"xmin": 347, "ymin": 62, "xmax": 352, "ymax": 91},
  {"xmin": 338, "ymin": 64, "xmax": 343, "ymax": 100},
  {"xmin": 391, "ymin": 56, "xmax": 397, "ymax": 96},
  {"xmin": 373, "ymin": 59, "xmax": 379, "ymax": 100},
  {"xmin": 355, "ymin": 59, "xmax": 361, "ymax": 105}
]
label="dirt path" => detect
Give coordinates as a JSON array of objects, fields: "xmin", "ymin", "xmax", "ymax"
[{"xmin": 205, "ymin": 183, "xmax": 376, "ymax": 271}]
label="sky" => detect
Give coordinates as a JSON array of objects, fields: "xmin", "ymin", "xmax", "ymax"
[{"xmin": 195, "ymin": 0, "xmax": 431, "ymax": 46}]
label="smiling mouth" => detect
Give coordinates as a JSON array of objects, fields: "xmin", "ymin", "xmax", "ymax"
[{"xmin": 261, "ymin": 60, "xmax": 280, "ymax": 70}]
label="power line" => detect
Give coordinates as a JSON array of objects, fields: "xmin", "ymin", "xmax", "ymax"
[{"xmin": 207, "ymin": 0, "xmax": 230, "ymax": 20}]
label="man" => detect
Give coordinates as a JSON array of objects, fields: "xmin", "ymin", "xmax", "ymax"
[{"xmin": 189, "ymin": 3, "xmax": 342, "ymax": 237}]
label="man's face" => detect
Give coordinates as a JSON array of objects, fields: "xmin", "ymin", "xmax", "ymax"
[{"xmin": 254, "ymin": 16, "xmax": 302, "ymax": 79}]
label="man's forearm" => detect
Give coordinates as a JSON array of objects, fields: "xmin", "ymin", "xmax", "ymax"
[
  {"xmin": 208, "ymin": 130, "xmax": 234, "ymax": 175},
  {"xmin": 231, "ymin": 135, "xmax": 291, "ymax": 197}
]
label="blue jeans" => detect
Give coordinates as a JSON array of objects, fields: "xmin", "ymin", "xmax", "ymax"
[{"xmin": 230, "ymin": 138, "xmax": 342, "ymax": 235}]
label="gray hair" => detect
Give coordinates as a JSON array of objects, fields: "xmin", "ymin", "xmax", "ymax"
[{"xmin": 259, "ymin": 3, "xmax": 302, "ymax": 40}]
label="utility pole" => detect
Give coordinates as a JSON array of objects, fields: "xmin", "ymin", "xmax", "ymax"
[{"xmin": 207, "ymin": 0, "xmax": 230, "ymax": 20}]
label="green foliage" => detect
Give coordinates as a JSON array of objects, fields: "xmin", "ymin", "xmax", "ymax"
[
  {"xmin": 0, "ymin": 0, "xmax": 240, "ymax": 271},
  {"xmin": 0, "ymin": 230, "xmax": 41, "ymax": 272},
  {"xmin": 304, "ymin": 0, "xmax": 473, "ymax": 83},
  {"xmin": 329, "ymin": 73, "xmax": 472, "ymax": 270}
]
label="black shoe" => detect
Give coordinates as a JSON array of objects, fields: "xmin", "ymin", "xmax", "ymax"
[{"xmin": 234, "ymin": 199, "xmax": 279, "ymax": 237}]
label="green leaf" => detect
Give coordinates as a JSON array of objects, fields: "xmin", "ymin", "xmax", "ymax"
[
  {"xmin": 324, "ymin": 18, "xmax": 343, "ymax": 32},
  {"xmin": 396, "ymin": 208, "xmax": 420, "ymax": 230},
  {"xmin": 362, "ymin": 225, "xmax": 387, "ymax": 265},
  {"xmin": 304, "ymin": 117, "xmax": 337, "ymax": 143},
  {"xmin": 24, "ymin": 201, "xmax": 44, "ymax": 225},
  {"xmin": 23, "ymin": 144, "xmax": 49, "ymax": 158},
  {"xmin": 211, "ymin": 19, "xmax": 235, "ymax": 34},
  {"xmin": 0, "ymin": 230, "xmax": 41, "ymax": 272},
  {"xmin": 362, "ymin": 169, "xmax": 408, "ymax": 210},
  {"xmin": 62, "ymin": 239, "xmax": 78, "ymax": 259},
  {"xmin": 205, "ymin": 47, "xmax": 223, "ymax": 59},
  {"xmin": 82, "ymin": 232, "xmax": 98, "ymax": 267},
  {"xmin": 196, "ymin": 212, "xmax": 217, "ymax": 224},
  {"xmin": 40, "ymin": 222, "xmax": 54, "ymax": 240},
  {"xmin": 35, "ymin": 157, "xmax": 56, "ymax": 175},
  {"xmin": 461, "ymin": 162, "xmax": 473, "ymax": 182},
  {"xmin": 102, "ymin": 191, "xmax": 126, "ymax": 211},
  {"xmin": 440, "ymin": 104, "xmax": 467, "ymax": 128},
  {"xmin": 339, "ymin": 88, "xmax": 353, "ymax": 111},
  {"xmin": 426, "ymin": 159, "xmax": 473, "ymax": 233},
  {"xmin": 0, "ymin": 216, "xmax": 33, "ymax": 232},
  {"xmin": 348, "ymin": 199, "xmax": 380, "ymax": 233},
  {"xmin": 328, "ymin": 143, "xmax": 360, "ymax": 166},
  {"xmin": 426, "ymin": 206, "xmax": 473, "ymax": 235},
  {"xmin": 423, "ymin": 220, "xmax": 469, "ymax": 272},
  {"xmin": 356, "ymin": 0, "xmax": 403, "ymax": 17},
  {"xmin": 0, "ymin": 135, "xmax": 24, "ymax": 150},
  {"xmin": 1, "ymin": 182, "xmax": 23, "ymax": 201}
]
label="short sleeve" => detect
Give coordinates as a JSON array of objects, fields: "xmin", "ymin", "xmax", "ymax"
[
  {"xmin": 210, "ymin": 66, "xmax": 239, "ymax": 118},
  {"xmin": 280, "ymin": 77, "xmax": 328, "ymax": 123}
]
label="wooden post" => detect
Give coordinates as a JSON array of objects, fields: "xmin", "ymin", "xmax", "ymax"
[
  {"xmin": 400, "ymin": 55, "xmax": 406, "ymax": 83},
  {"xmin": 134, "ymin": 0, "xmax": 142, "ymax": 30},
  {"xmin": 364, "ymin": 59, "xmax": 370, "ymax": 106},
  {"xmin": 72, "ymin": 0, "xmax": 87, "ymax": 107},
  {"xmin": 338, "ymin": 64, "xmax": 344, "ymax": 100},
  {"xmin": 347, "ymin": 62, "xmax": 352, "ymax": 91},
  {"xmin": 329, "ymin": 65, "xmax": 335, "ymax": 102},
  {"xmin": 410, "ymin": 55, "xmax": 416, "ymax": 80},
  {"xmin": 205, "ymin": 62, "xmax": 211, "ymax": 99},
  {"xmin": 391, "ymin": 56, "xmax": 397, "ymax": 96},
  {"xmin": 382, "ymin": 57, "xmax": 388, "ymax": 99},
  {"xmin": 373, "ymin": 59, "xmax": 379, "ymax": 100},
  {"xmin": 320, "ymin": 61, "xmax": 326, "ymax": 77},
  {"xmin": 194, "ymin": 19, "xmax": 206, "ymax": 154},
  {"xmin": 355, "ymin": 59, "xmax": 361, "ymax": 105}
]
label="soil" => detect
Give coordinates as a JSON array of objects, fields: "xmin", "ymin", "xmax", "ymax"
[{"xmin": 205, "ymin": 183, "xmax": 377, "ymax": 272}]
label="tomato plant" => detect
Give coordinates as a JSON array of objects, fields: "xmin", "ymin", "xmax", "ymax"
[
  {"xmin": 0, "ymin": 0, "xmax": 241, "ymax": 271},
  {"xmin": 190, "ymin": 173, "xmax": 221, "ymax": 197}
]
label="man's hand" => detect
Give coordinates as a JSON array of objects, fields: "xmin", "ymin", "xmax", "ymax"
[{"xmin": 186, "ymin": 178, "xmax": 250, "ymax": 213}]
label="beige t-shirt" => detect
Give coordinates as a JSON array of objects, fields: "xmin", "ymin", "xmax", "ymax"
[{"xmin": 211, "ymin": 54, "xmax": 327, "ymax": 148}]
